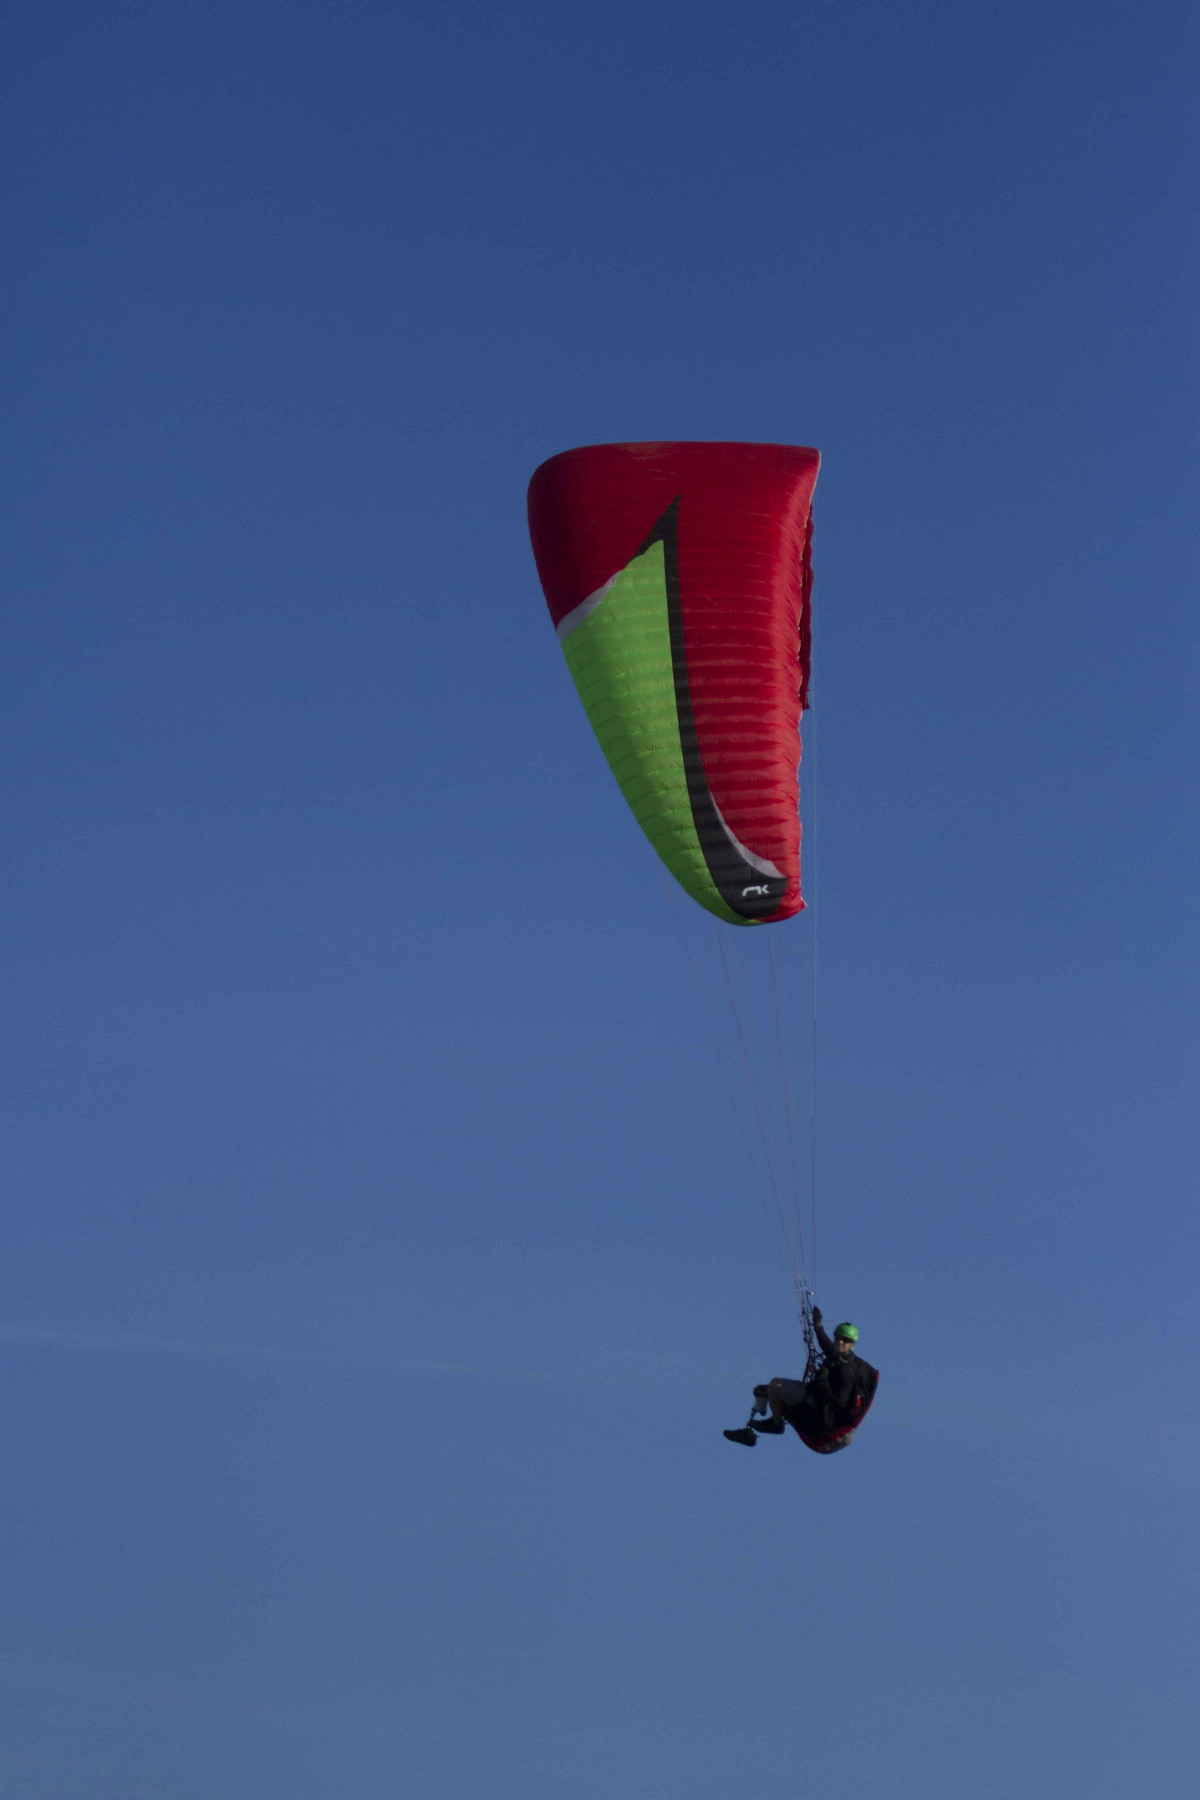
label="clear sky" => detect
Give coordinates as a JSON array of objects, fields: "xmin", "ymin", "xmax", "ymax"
[{"xmin": 2, "ymin": 2, "xmax": 1196, "ymax": 1795}]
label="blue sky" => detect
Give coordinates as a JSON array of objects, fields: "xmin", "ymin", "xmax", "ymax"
[{"xmin": 2, "ymin": 1, "xmax": 1196, "ymax": 1794}]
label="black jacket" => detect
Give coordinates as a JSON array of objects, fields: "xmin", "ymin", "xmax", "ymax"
[{"xmin": 812, "ymin": 1323, "xmax": 877, "ymax": 1427}]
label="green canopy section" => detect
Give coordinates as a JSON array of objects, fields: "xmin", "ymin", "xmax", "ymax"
[{"xmin": 560, "ymin": 539, "xmax": 741, "ymax": 924}]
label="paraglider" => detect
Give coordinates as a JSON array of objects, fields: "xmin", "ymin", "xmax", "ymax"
[
  {"xmin": 723, "ymin": 1311, "xmax": 879, "ymax": 1455},
  {"xmin": 528, "ymin": 441, "xmax": 878, "ymax": 1456}
]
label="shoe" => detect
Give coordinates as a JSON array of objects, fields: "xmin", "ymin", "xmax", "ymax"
[
  {"xmin": 752, "ymin": 1416, "xmax": 785, "ymax": 1434},
  {"xmin": 723, "ymin": 1427, "xmax": 757, "ymax": 1447}
]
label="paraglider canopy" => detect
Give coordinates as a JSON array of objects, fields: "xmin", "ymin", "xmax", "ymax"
[{"xmin": 528, "ymin": 441, "xmax": 819, "ymax": 924}]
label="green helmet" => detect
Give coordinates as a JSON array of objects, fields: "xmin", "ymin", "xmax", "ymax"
[{"xmin": 833, "ymin": 1322, "xmax": 859, "ymax": 1343}]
